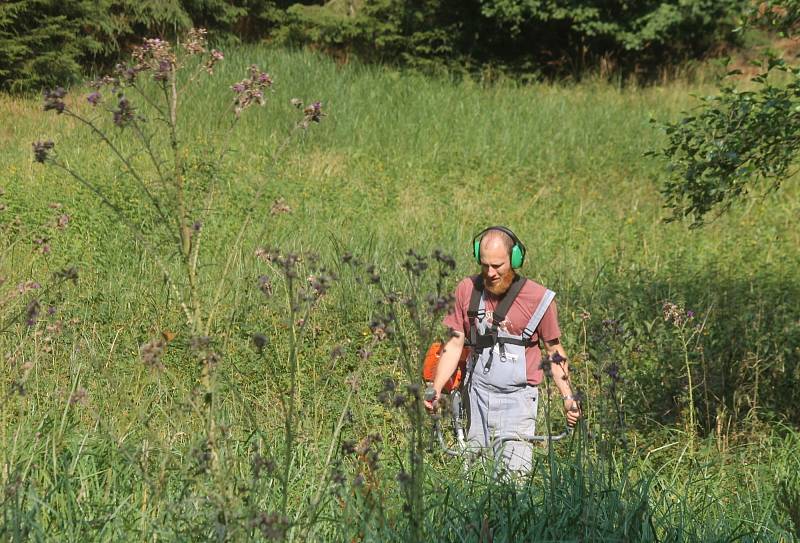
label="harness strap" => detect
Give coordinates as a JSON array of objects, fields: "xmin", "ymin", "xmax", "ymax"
[
  {"xmin": 466, "ymin": 276, "xmax": 484, "ymax": 349},
  {"xmin": 491, "ymin": 276, "xmax": 526, "ymax": 327}
]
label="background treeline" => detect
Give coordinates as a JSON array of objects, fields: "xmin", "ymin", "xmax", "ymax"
[{"xmin": 1, "ymin": 0, "xmax": 745, "ymax": 92}]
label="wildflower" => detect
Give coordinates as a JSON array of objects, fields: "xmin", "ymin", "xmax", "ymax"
[
  {"xmin": 184, "ymin": 28, "xmax": 207, "ymax": 55},
  {"xmin": 540, "ymin": 357, "xmax": 552, "ymax": 377},
  {"xmin": 251, "ymin": 453, "xmax": 277, "ymax": 478},
  {"xmin": 606, "ymin": 362, "xmax": 621, "ymax": 383},
  {"xmin": 396, "ymin": 470, "xmax": 412, "ymax": 485},
  {"xmin": 345, "ymin": 372, "xmax": 360, "ymax": 391},
  {"xmin": 231, "ymin": 65, "xmax": 273, "ymax": 116},
  {"xmin": 205, "ymin": 49, "xmax": 224, "ymax": 73},
  {"xmin": 257, "ymin": 275, "xmax": 272, "ymax": 296},
  {"xmin": 251, "ymin": 512, "xmax": 289, "ymax": 540},
  {"xmin": 113, "ymin": 97, "xmax": 135, "ymax": 127},
  {"xmin": 17, "ymin": 281, "xmax": 41, "ymax": 293},
  {"xmin": 270, "ymin": 197, "xmax": 292, "ymax": 215},
  {"xmin": 309, "ymin": 273, "xmax": 335, "ymax": 296},
  {"xmin": 329, "ymin": 345, "xmax": 345, "ymax": 360},
  {"xmin": 153, "ymin": 59, "xmax": 172, "ymax": 82},
  {"xmin": 140, "ymin": 337, "xmax": 166, "ymax": 370},
  {"xmin": 43, "ymin": 88, "xmax": 66, "ymax": 114},
  {"xmin": 190, "ymin": 335, "xmax": 211, "ymax": 352},
  {"xmin": 252, "ymin": 333, "xmax": 268, "ymax": 353},
  {"xmin": 115, "ymin": 63, "xmax": 139, "ymax": 83},
  {"xmin": 357, "ymin": 348, "xmax": 372, "ymax": 360},
  {"xmin": 56, "ymin": 214, "xmax": 69, "ymax": 229},
  {"xmin": 25, "ymin": 299, "xmax": 40, "ymax": 326},
  {"xmin": 32, "ymin": 140, "xmax": 54, "ymax": 163},
  {"xmin": 54, "ymin": 266, "xmax": 78, "ymax": 284},
  {"xmin": 86, "ymin": 91, "xmax": 101, "ymax": 106},
  {"xmin": 301, "ymin": 101, "xmax": 325, "ymax": 127},
  {"xmin": 69, "ymin": 387, "xmax": 88, "ymax": 405},
  {"xmin": 341, "ymin": 440, "xmax": 357, "ymax": 455}
]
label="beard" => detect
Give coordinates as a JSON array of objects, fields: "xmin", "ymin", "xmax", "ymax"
[{"xmin": 483, "ymin": 271, "xmax": 515, "ymax": 296}]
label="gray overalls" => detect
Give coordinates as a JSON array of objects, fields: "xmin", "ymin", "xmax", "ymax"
[{"xmin": 463, "ymin": 280, "xmax": 555, "ymax": 472}]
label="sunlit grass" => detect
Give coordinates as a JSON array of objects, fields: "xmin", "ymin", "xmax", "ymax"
[{"xmin": 1, "ymin": 46, "xmax": 798, "ymax": 541}]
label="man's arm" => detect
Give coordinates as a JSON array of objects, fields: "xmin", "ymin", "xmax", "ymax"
[
  {"xmin": 543, "ymin": 339, "xmax": 581, "ymax": 427},
  {"xmin": 424, "ymin": 331, "xmax": 465, "ymax": 412}
]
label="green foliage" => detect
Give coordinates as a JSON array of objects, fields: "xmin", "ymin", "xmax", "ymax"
[
  {"xmin": 654, "ymin": 58, "xmax": 800, "ymax": 225},
  {"xmin": 0, "ymin": 0, "xmax": 116, "ymax": 92},
  {"xmin": 0, "ymin": 0, "xmax": 286, "ymax": 93},
  {"xmin": 278, "ymin": 0, "xmax": 744, "ymax": 78}
]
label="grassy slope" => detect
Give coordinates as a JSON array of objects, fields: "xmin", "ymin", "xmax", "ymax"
[{"xmin": 0, "ymin": 47, "xmax": 798, "ymax": 540}]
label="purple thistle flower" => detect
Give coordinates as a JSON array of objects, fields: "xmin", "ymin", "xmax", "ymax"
[
  {"xmin": 25, "ymin": 299, "xmax": 40, "ymax": 327},
  {"xmin": 211, "ymin": 49, "xmax": 224, "ymax": 61},
  {"xmin": 32, "ymin": 140, "xmax": 55, "ymax": 163},
  {"xmin": 301, "ymin": 101, "xmax": 325, "ymax": 127},
  {"xmin": 686, "ymin": 310, "xmax": 695, "ymax": 319},
  {"xmin": 113, "ymin": 97, "xmax": 135, "ymax": 127},
  {"xmin": 154, "ymin": 59, "xmax": 172, "ymax": 82},
  {"xmin": 231, "ymin": 83, "xmax": 245, "ymax": 93},
  {"xmin": 43, "ymin": 88, "xmax": 66, "ymax": 114},
  {"xmin": 86, "ymin": 92, "xmax": 101, "ymax": 106}
]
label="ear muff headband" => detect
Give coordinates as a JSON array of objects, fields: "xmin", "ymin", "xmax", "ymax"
[{"xmin": 472, "ymin": 226, "xmax": 526, "ymax": 269}]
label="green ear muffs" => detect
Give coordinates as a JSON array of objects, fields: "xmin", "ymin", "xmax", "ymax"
[{"xmin": 472, "ymin": 226, "xmax": 526, "ymax": 269}]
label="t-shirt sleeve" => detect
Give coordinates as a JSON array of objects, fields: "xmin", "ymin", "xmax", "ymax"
[
  {"xmin": 441, "ymin": 278, "xmax": 472, "ymax": 336},
  {"xmin": 537, "ymin": 299, "xmax": 561, "ymax": 342}
]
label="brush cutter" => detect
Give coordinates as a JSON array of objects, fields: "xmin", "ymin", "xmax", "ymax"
[{"xmin": 423, "ymin": 343, "xmax": 571, "ymax": 458}]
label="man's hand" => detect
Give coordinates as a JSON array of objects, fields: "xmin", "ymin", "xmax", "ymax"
[
  {"xmin": 564, "ymin": 397, "xmax": 581, "ymax": 427},
  {"xmin": 424, "ymin": 387, "xmax": 441, "ymax": 413}
]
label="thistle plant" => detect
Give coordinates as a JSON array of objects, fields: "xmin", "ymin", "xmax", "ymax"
[
  {"xmin": 663, "ymin": 300, "xmax": 708, "ymax": 444},
  {"xmin": 342, "ymin": 248, "xmax": 456, "ymax": 542},
  {"xmin": 33, "ymin": 28, "xmax": 324, "ymax": 338}
]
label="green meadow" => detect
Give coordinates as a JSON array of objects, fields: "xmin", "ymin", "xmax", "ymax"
[{"xmin": 1, "ymin": 46, "xmax": 798, "ymax": 541}]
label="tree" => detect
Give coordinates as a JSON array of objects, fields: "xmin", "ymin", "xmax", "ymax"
[{"xmin": 653, "ymin": 1, "xmax": 800, "ymax": 226}]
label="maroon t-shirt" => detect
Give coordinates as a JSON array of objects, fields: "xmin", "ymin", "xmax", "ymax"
[{"xmin": 442, "ymin": 275, "xmax": 560, "ymax": 386}]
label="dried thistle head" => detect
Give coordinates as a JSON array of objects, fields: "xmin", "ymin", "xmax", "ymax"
[{"xmin": 183, "ymin": 28, "xmax": 208, "ymax": 56}]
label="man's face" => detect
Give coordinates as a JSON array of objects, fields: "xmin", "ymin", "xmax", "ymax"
[{"xmin": 480, "ymin": 241, "xmax": 514, "ymax": 296}]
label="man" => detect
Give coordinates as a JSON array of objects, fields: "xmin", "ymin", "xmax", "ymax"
[{"xmin": 424, "ymin": 226, "xmax": 581, "ymax": 472}]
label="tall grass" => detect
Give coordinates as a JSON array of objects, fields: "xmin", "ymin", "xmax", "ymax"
[{"xmin": 1, "ymin": 46, "xmax": 798, "ymax": 540}]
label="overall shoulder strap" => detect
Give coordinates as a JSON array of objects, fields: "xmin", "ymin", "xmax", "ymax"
[
  {"xmin": 522, "ymin": 289, "xmax": 555, "ymax": 340},
  {"xmin": 466, "ymin": 276, "xmax": 484, "ymax": 348},
  {"xmin": 491, "ymin": 276, "xmax": 527, "ymax": 327},
  {"xmin": 466, "ymin": 276, "xmax": 484, "ymax": 319}
]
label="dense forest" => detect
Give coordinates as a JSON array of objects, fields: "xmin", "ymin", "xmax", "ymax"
[{"xmin": 1, "ymin": 0, "xmax": 745, "ymax": 92}]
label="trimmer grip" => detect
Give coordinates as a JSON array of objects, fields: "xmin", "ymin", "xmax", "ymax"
[{"xmin": 424, "ymin": 386, "xmax": 437, "ymax": 402}]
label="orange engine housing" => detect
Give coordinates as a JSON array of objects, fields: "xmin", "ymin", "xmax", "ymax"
[{"xmin": 422, "ymin": 342, "xmax": 469, "ymax": 393}]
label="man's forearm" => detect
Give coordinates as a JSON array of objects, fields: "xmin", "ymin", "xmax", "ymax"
[
  {"xmin": 549, "ymin": 359, "xmax": 574, "ymax": 398},
  {"xmin": 432, "ymin": 333, "xmax": 465, "ymax": 392}
]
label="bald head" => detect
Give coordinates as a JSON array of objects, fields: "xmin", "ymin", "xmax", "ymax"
[{"xmin": 479, "ymin": 229, "xmax": 515, "ymax": 259}]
